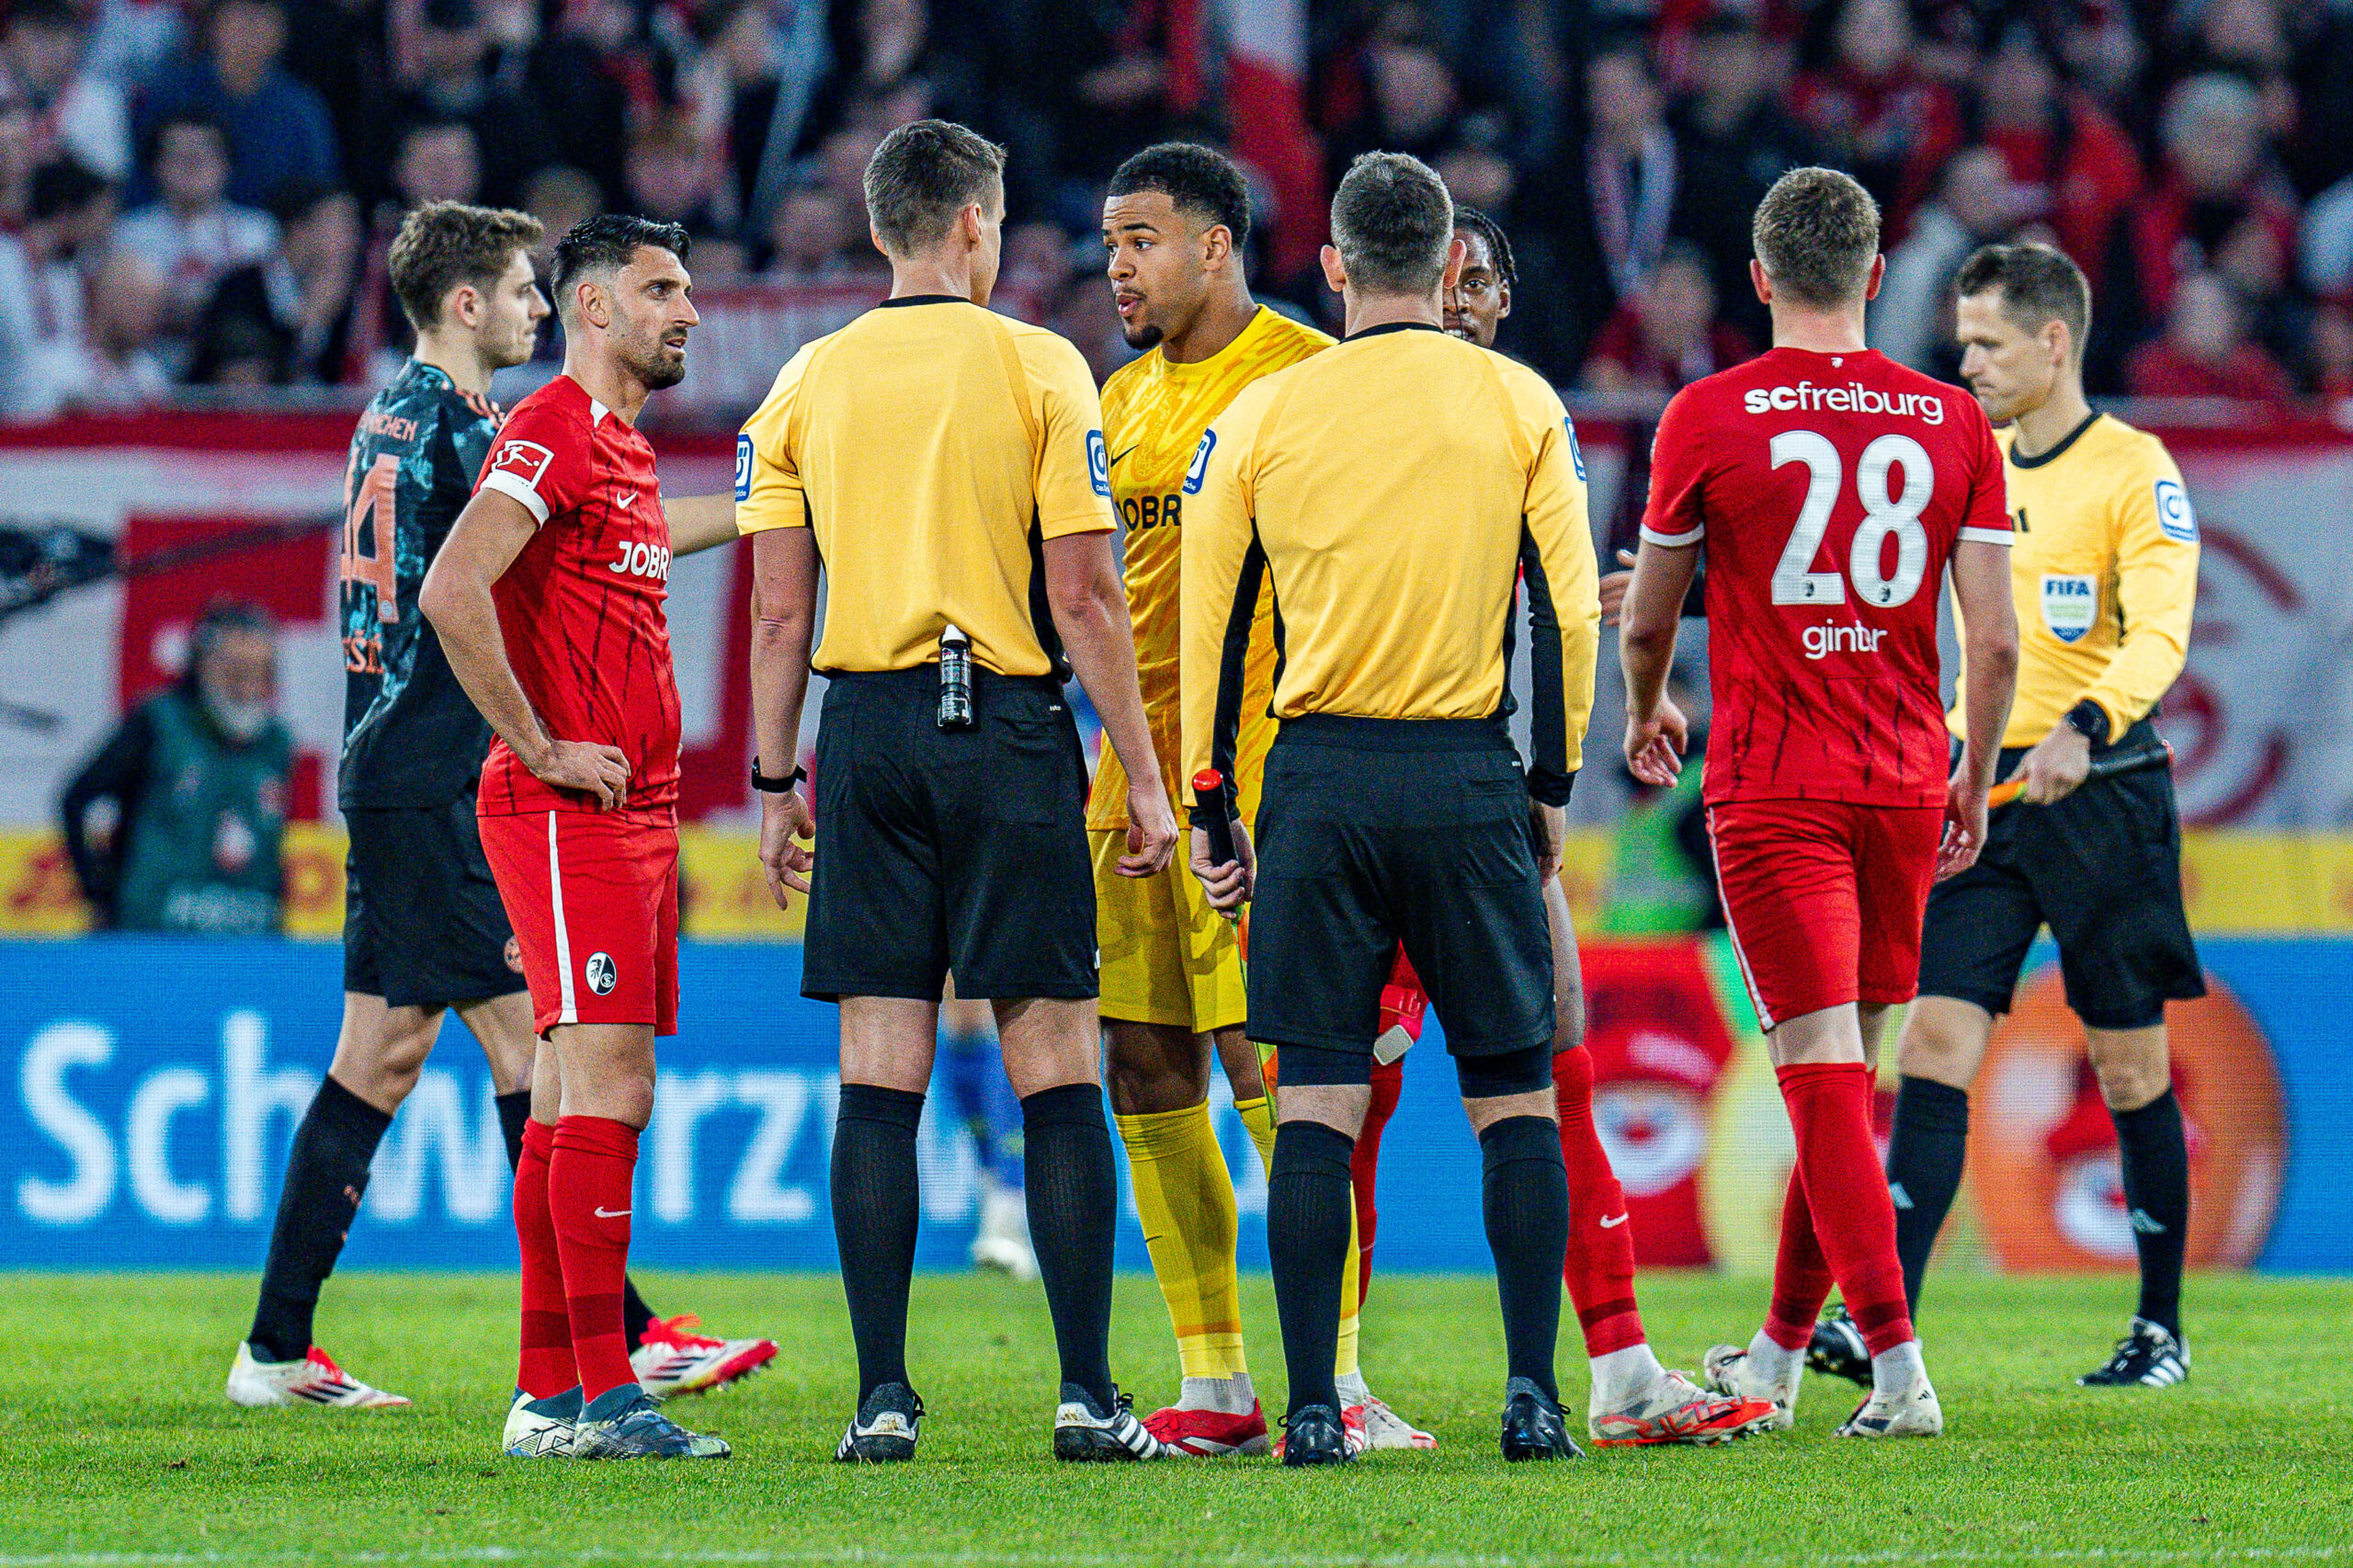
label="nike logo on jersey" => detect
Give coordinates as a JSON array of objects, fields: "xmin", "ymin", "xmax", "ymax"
[
  {"xmin": 596, "ymin": 1207, "xmax": 631, "ymax": 1220},
  {"xmin": 1598, "ymin": 1213, "xmax": 1629, "ymax": 1229},
  {"xmin": 1108, "ymin": 443, "xmax": 1141, "ymax": 469}
]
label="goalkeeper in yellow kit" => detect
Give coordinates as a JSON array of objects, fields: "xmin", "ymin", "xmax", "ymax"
[{"xmin": 1093, "ymin": 142, "xmax": 1429, "ymax": 1455}]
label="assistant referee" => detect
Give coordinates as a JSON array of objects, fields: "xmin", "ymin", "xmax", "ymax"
[
  {"xmin": 1818, "ymin": 242, "xmax": 2203, "ymax": 1392},
  {"xmin": 735, "ymin": 119, "xmax": 1178, "ymax": 1463},
  {"xmin": 1180, "ymin": 152, "xmax": 1600, "ymax": 1465}
]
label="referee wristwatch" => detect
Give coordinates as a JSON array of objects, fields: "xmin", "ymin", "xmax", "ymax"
[
  {"xmin": 751, "ymin": 757, "xmax": 804, "ymax": 793},
  {"xmin": 2063, "ymin": 700, "xmax": 2110, "ymax": 747}
]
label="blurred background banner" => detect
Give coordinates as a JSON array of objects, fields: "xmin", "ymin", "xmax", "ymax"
[
  {"xmin": 6, "ymin": 414, "xmax": 2353, "ymax": 848},
  {"xmin": 3, "ymin": 935, "xmax": 2342, "ymax": 1274}
]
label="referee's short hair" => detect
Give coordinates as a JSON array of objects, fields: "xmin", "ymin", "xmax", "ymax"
[
  {"xmin": 1330, "ymin": 151, "xmax": 1454, "ymax": 295},
  {"xmin": 1752, "ymin": 166, "xmax": 1880, "ymax": 309},
  {"xmin": 1956, "ymin": 241, "xmax": 2093, "ymax": 351},
  {"xmin": 864, "ymin": 119, "xmax": 1006, "ymax": 256},
  {"xmin": 1108, "ymin": 142, "xmax": 1251, "ymax": 249}
]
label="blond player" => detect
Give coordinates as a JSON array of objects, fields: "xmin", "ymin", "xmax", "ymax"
[{"xmin": 1094, "ymin": 142, "xmax": 1427, "ymax": 1455}]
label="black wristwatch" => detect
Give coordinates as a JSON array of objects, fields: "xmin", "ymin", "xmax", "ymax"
[
  {"xmin": 2063, "ymin": 700, "xmax": 2110, "ymax": 747},
  {"xmin": 751, "ymin": 756, "xmax": 805, "ymax": 793}
]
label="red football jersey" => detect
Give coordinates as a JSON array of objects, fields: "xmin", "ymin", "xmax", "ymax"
[
  {"xmin": 472, "ymin": 374, "xmax": 681, "ymax": 819},
  {"xmin": 1643, "ymin": 347, "xmax": 2011, "ymax": 807}
]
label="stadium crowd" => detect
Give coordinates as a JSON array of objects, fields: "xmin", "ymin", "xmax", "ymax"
[{"xmin": 3, "ymin": 0, "xmax": 2353, "ymax": 414}]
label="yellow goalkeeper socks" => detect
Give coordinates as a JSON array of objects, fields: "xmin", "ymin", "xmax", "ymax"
[
  {"xmin": 1115, "ymin": 1102, "xmax": 1245, "ymax": 1381},
  {"xmin": 1235, "ymin": 1094, "xmax": 1361, "ymax": 1381}
]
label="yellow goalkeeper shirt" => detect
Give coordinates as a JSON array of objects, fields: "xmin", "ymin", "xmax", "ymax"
[
  {"xmin": 1951, "ymin": 411, "xmax": 2199, "ymax": 748},
  {"xmin": 1086, "ymin": 304, "xmax": 1331, "ymax": 831}
]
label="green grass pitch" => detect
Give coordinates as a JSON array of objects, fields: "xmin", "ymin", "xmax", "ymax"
[{"xmin": 2, "ymin": 1270, "xmax": 2347, "ymax": 1564}]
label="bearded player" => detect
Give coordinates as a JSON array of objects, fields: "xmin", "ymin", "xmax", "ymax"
[
  {"xmin": 1096, "ymin": 142, "xmax": 1432, "ymax": 1455},
  {"xmin": 226, "ymin": 202, "xmax": 769, "ymax": 1413},
  {"xmin": 422, "ymin": 214, "xmax": 728, "ymax": 1460},
  {"xmin": 1620, "ymin": 168, "xmax": 2019, "ymax": 1438},
  {"xmin": 1337, "ymin": 205, "xmax": 1773, "ymax": 1449}
]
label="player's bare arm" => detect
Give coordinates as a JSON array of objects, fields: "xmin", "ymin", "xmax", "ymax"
[
  {"xmin": 747, "ymin": 527, "xmax": 819, "ymax": 911},
  {"xmin": 1043, "ymin": 529, "xmax": 1176, "ymax": 878},
  {"xmin": 420, "ymin": 487, "xmax": 630, "ymax": 810},
  {"xmin": 1619, "ymin": 539, "xmax": 1699, "ymax": 785},
  {"xmin": 663, "ymin": 493, "xmax": 740, "ymax": 557},
  {"xmin": 1942, "ymin": 539, "xmax": 2020, "ymax": 875}
]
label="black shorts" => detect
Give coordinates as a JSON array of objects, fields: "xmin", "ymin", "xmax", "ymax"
[
  {"xmin": 343, "ymin": 796, "xmax": 526, "ymax": 1009},
  {"xmin": 1246, "ymin": 717, "xmax": 1555, "ymax": 1081},
  {"xmin": 1917, "ymin": 722, "xmax": 2204, "ymax": 1030},
  {"xmin": 801, "ymin": 667, "xmax": 1096, "ymax": 1004}
]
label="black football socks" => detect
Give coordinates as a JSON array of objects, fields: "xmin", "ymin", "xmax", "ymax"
[
  {"xmin": 247, "ymin": 1074, "xmax": 392, "ymax": 1363},
  {"xmin": 1020, "ymin": 1083, "xmax": 1119, "ymax": 1410},
  {"xmin": 1267, "ymin": 1119, "xmax": 1357, "ymax": 1418},
  {"xmin": 1886, "ymin": 1075, "xmax": 1972, "ymax": 1312},
  {"xmin": 832, "ymin": 1083, "xmax": 926, "ymax": 1401},
  {"xmin": 2113, "ymin": 1088, "xmax": 2189, "ymax": 1337},
  {"xmin": 1479, "ymin": 1116, "xmax": 1567, "ymax": 1404}
]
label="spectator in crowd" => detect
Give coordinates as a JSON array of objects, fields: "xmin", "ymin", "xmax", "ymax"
[
  {"xmin": 60, "ymin": 600, "xmax": 291, "ymax": 936},
  {"xmin": 0, "ymin": 69, "xmax": 37, "ymax": 225},
  {"xmin": 1873, "ymin": 145, "xmax": 2027, "ymax": 371},
  {"xmin": 521, "ymin": 163, "xmax": 602, "ymax": 260},
  {"xmin": 0, "ymin": 157, "xmax": 116, "ymax": 418},
  {"xmin": 116, "ymin": 113, "xmax": 276, "ymax": 368},
  {"xmin": 764, "ymin": 183, "xmax": 867, "ymax": 281},
  {"xmin": 2126, "ymin": 269, "xmax": 2296, "ymax": 404},
  {"xmin": 343, "ymin": 116, "xmax": 480, "ymax": 376},
  {"xmin": 4, "ymin": 0, "xmax": 130, "ymax": 181},
  {"xmin": 392, "ymin": 0, "xmax": 551, "ymax": 209},
  {"xmin": 84, "ymin": 0, "xmax": 188, "ymax": 88},
  {"xmin": 188, "ymin": 178, "xmax": 359, "ymax": 386},
  {"xmin": 139, "ymin": 0, "xmax": 339, "ymax": 209},
  {"xmin": 1550, "ymin": 43, "xmax": 1701, "ymax": 371},
  {"xmin": 1581, "ymin": 241, "xmax": 1751, "ymax": 395},
  {"xmin": 1945, "ymin": 23, "xmax": 2139, "ymax": 290},
  {"xmin": 622, "ymin": 108, "xmax": 739, "ymax": 268},
  {"xmin": 1789, "ymin": 0, "xmax": 1961, "ymax": 227},
  {"xmin": 2311, "ymin": 301, "xmax": 2353, "ymax": 404},
  {"xmin": 522, "ymin": 0, "xmax": 646, "ymax": 209},
  {"xmin": 2119, "ymin": 73, "xmax": 2302, "ymax": 344},
  {"xmin": 67, "ymin": 245, "xmax": 170, "ymax": 409},
  {"xmin": 1671, "ymin": 14, "xmax": 1822, "ymax": 342}
]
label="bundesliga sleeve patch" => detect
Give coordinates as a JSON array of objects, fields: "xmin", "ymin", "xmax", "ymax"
[
  {"xmin": 2154, "ymin": 478, "xmax": 2198, "ymax": 543},
  {"xmin": 1182, "ymin": 430, "xmax": 1216, "ymax": 494},
  {"xmin": 1087, "ymin": 430, "xmax": 1111, "ymax": 498},
  {"xmin": 734, "ymin": 432, "xmax": 754, "ymax": 502},
  {"xmin": 490, "ymin": 438, "xmax": 554, "ymax": 490},
  {"xmin": 1563, "ymin": 416, "xmax": 1586, "ymax": 481}
]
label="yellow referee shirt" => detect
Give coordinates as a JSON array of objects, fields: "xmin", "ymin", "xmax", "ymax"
[
  {"xmin": 1951, "ymin": 412, "xmax": 2199, "ymax": 748},
  {"xmin": 1180, "ymin": 323, "xmax": 1600, "ymax": 808},
  {"xmin": 1087, "ymin": 305, "xmax": 1332, "ymax": 832},
  {"xmin": 733, "ymin": 296, "xmax": 1113, "ymax": 678}
]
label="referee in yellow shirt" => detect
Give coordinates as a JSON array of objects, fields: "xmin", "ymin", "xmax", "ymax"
[
  {"xmin": 1813, "ymin": 243, "xmax": 2202, "ymax": 1393},
  {"xmin": 735, "ymin": 119, "xmax": 1177, "ymax": 1463},
  {"xmin": 1181, "ymin": 152, "xmax": 1600, "ymax": 1465}
]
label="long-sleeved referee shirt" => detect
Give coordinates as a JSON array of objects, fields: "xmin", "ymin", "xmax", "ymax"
[
  {"xmin": 1952, "ymin": 411, "xmax": 2198, "ymax": 748},
  {"xmin": 1178, "ymin": 322, "xmax": 1600, "ymax": 815}
]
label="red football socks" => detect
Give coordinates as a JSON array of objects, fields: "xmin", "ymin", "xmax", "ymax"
[
  {"xmin": 1776, "ymin": 1062, "xmax": 1915, "ymax": 1355},
  {"xmin": 512, "ymin": 1119, "xmax": 577, "ymax": 1400},
  {"xmin": 549, "ymin": 1115, "xmax": 642, "ymax": 1403},
  {"xmin": 1764, "ymin": 1165, "xmax": 1836, "ymax": 1352},
  {"xmin": 1350, "ymin": 1056, "xmax": 1404, "ymax": 1304},
  {"xmin": 1554, "ymin": 1046, "xmax": 1646, "ymax": 1356}
]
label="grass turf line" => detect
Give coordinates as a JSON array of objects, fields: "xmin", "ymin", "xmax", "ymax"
[{"xmin": 0, "ymin": 1271, "xmax": 2345, "ymax": 1562}]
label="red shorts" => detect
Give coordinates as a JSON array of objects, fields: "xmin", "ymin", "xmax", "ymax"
[
  {"xmin": 1707, "ymin": 799, "xmax": 1941, "ymax": 1030},
  {"xmin": 478, "ymin": 809, "xmax": 679, "ymax": 1037}
]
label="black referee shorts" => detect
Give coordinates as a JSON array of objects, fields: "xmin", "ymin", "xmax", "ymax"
[
  {"xmin": 801, "ymin": 666, "xmax": 1096, "ymax": 1004},
  {"xmin": 343, "ymin": 795, "xmax": 527, "ymax": 1009},
  {"xmin": 1917, "ymin": 721, "xmax": 2204, "ymax": 1030},
  {"xmin": 1247, "ymin": 716, "xmax": 1555, "ymax": 1085}
]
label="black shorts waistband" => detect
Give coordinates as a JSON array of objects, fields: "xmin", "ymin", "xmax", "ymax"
[
  {"xmin": 1275, "ymin": 714, "xmax": 1512, "ymax": 752},
  {"xmin": 821, "ymin": 665, "xmax": 1063, "ymax": 697}
]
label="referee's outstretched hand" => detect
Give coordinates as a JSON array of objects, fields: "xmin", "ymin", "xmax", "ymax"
[
  {"xmin": 1190, "ymin": 819, "xmax": 1255, "ymax": 914},
  {"xmin": 1120, "ymin": 778, "xmax": 1179, "ymax": 878},
  {"xmin": 758, "ymin": 788, "xmax": 815, "ymax": 912}
]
